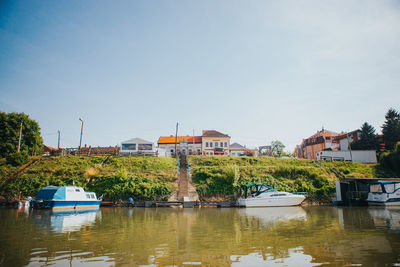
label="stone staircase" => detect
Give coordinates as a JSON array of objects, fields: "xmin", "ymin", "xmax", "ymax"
[{"xmin": 175, "ymin": 153, "xmax": 199, "ymax": 202}]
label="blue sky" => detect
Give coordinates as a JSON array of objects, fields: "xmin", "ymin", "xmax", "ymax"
[{"xmin": 1, "ymin": 0, "xmax": 399, "ymax": 151}]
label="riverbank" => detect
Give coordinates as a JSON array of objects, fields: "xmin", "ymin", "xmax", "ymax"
[{"xmin": 0, "ymin": 155, "xmax": 398, "ymax": 202}]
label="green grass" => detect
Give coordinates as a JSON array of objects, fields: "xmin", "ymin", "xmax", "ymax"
[
  {"xmin": 0, "ymin": 156, "xmax": 177, "ymax": 201},
  {"xmin": 189, "ymin": 156, "xmax": 399, "ymax": 201},
  {"xmin": 1, "ymin": 155, "xmax": 398, "ymax": 202}
]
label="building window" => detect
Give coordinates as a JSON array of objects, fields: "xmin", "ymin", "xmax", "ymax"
[
  {"xmin": 215, "ymin": 142, "xmax": 218, "ymax": 147},
  {"xmin": 210, "ymin": 142, "xmax": 213, "ymax": 148},
  {"xmin": 220, "ymin": 142, "xmax": 223, "ymax": 147},
  {"xmin": 138, "ymin": 144, "xmax": 152, "ymax": 150},
  {"xmin": 206, "ymin": 142, "xmax": 209, "ymax": 147},
  {"xmin": 122, "ymin": 144, "xmax": 136, "ymax": 150},
  {"xmin": 232, "ymin": 152, "xmax": 236, "ymax": 156},
  {"xmin": 224, "ymin": 142, "xmax": 227, "ymax": 147}
]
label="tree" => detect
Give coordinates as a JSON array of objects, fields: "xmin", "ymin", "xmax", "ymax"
[
  {"xmin": 0, "ymin": 112, "xmax": 43, "ymax": 158},
  {"xmin": 350, "ymin": 122, "xmax": 379, "ymax": 150},
  {"xmin": 382, "ymin": 108, "xmax": 400, "ymax": 151},
  {"xmin": 271, "ymin": 140, "xmax": 285, "ymax": 157}
]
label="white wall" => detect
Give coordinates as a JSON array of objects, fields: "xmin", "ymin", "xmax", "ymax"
[
  {"xmin": 340, "ymin": 139, "xmax": 349, "ymax": 151},
  {"xmin": 158, "ymin": 143, "xmax": 202, "ymax": 157},
  {"xmin": 316, "ymin": 150, "xmax": 377, "ymax": 163}
]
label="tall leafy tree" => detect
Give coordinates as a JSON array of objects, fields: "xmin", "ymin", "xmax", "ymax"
[
  {"xmin": 350, "ymin": 122, "xmax": 379, "ymax": 150},
  {"xmin": 0, "ymin": 112, "xmax": 43, "ymax": 158},
  {"xmin": 382, "ymin": 108, "xmax": 400, "ymax": 151},
  {"xmin": 271, "ymin": 140, "xmax": 285, "ymax": 157}
]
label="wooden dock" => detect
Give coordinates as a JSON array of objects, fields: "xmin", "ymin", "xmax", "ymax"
[{"xmin": 100, "ymin": 201, "xmax": 236, "ymax": 208}]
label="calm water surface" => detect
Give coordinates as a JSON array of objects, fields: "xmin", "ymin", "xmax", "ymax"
[{"xmin": 1, "ymin": 206, "xmax": 400, "ymax": 266}]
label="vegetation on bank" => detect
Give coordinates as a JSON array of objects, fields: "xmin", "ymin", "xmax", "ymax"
[
  {"xmin": 1, "ymin": 155, "xmax": 399, "ymax": 202},
  {"xmin": 190, "ymin": 156, "xmax": 399, "ymax": 201},
  {"xmin": 0, "ymin": 156, "xmax": 177, "ymax": 201},
  {"xmin": 379, "ymin": 142, "xmax": 400, "ymax": 174}
]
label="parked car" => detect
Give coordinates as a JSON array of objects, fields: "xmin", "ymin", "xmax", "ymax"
[{"xmin": 214, "ymin": 147, "xmax": 225, "ymax": 155}]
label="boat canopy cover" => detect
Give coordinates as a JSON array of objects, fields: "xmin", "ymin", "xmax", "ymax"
[
  {"xmin": 369, "ymin": 181, "xmax": 400, "ymax": 185},
  {"xmin": 240, "ymin": 183, "xmax": 276, "ymax": 198},
  {"xmin": 241, "ymin": 183, "xmax": 267, "ymax": 188},
  {"xmin": 36, "ymin": 186, "xmax": 66, "ymax": 200}
]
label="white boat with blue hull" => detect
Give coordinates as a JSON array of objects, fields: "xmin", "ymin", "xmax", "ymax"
[
  {"xmin": 367, "ymin": 181, "xmax": 400, "ymax": 206},
  {"xmin": 237, "ymin": 183, "xmax": 306, "ymax": 207},
  {"xmin": 33, "ymin": 186, "xmax": 101, "ymax": 210}
]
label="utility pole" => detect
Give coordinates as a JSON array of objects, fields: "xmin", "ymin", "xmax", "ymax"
[
  {"xmin": 17, "ymin": 122, "xmax": 22, "ymax": 152},
  {"xmin": 57, "ymin": 130, "xmax": 61, "ymax": 150},
  {"xmin": 79, "ymin": 118, "xmax": 84, "ymax": 155},
  {"xmin": 346, "ymin": 132, "xmax": 353, "ymax": 162},
  {"xmin": 175, "ymin": 122, "xmax": 178, "ymax": 158}
]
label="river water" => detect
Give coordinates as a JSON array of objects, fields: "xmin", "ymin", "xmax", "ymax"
[{"xmin": 1, "ymin": 206, "xmax": 400, "ymax": 266}]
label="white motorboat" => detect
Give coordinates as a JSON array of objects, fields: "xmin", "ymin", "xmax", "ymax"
[
  {"xmin": 237, "ymin": 183, "xmax": 306, "ymax": 207},
  {"xmin": 367, "ymin": 181, "xmax": 400, "ymax": 206}
]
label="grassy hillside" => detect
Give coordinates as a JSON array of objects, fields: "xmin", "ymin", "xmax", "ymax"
[
  {"xmin": 0, "ymin": 156, "xmax": 178, "ymax": 201},
  {"xmin": 189, "ymin": 156, "xmax": 398, "ymax": 201},
  {"xmin": 1, "ymin": 155, "xmax": 398, "ymax": 201}
]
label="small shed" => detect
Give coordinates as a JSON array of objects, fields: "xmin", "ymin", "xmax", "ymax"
[
  {"xmin": 120, "ymin": 138, "xmax": 156, "ymax": 156},
  {"xmin": 335, "ymin": 178, "xmax": 400, "ymax": 205}
]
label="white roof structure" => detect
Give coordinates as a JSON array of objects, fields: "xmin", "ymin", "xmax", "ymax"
[
  {"xmin": 121, "ymin": 138, "xmax": 153, "ymax": 144},
  {"xmin": 230, "ymin": 142, "xmax": 246, "ymax": 150}
]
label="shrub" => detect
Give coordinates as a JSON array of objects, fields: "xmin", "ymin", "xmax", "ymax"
[
  {"xmin": 6, "ymin": 152, "xmax": 29, "ymax": 166},
  {"xmin": 380, "ymin": 143, "xmax": 400, "ymax": 174}
]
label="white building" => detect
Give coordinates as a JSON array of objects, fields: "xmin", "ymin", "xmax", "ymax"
[
  {"xmin": 316, "ymin": 150, "xmax": 377, "ymax": 163},
  {"xmin": 157, "ymin": 136, "xmax": 202, "ymax": 157},
  {"xmin": 334, "ymin": 130, "xmax": 362, "ymax": 151},
  {"xmin": 230, "ymin": 143, "xmax": 247, "ymax": 156},
  {"xmin": 120, "ymin": 138, "xmax": 156, "ymax": 156}
]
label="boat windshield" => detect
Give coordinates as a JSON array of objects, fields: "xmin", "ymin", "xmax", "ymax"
[{"xmin": 258, "ymin": 184, "xmax": 276, "ymax": 194}]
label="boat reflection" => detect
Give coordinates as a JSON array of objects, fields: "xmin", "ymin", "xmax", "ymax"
[
  {"xmin": 368, "ymin": 206, "xmax": 400, "ymax": 231},
  {"xmin": 239, "ymin": 207, "xmax": 306, "ymax": 225},
  {"xmin": 32, "ymin": 209, "xmax": 101, "ymax": 233}
]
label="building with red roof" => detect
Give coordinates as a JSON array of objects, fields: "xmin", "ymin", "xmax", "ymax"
[
  {"xmin": 157, "ymin": 130, "xmax": 231, "ymax": 156},
  {"xmin": 297, "ymin": 128, "xmax": 342, "ymax": 160}
]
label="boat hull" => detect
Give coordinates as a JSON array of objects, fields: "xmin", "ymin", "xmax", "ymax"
[
  {"xmin": 237, "ymin": 195, "xmax": 305, "ymax": 207},
  {"xmin": 368, "ymin": 200, "xmax": 400, "ymax": 206},
  {"xmin": 33, "ymin": 200, "xmax": 101, "ymax": 210}
]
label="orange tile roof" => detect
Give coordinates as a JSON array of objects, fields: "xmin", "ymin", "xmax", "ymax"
[
  {"xmin": 158, "ymin": 136, "xmax": 202, "ymax": 144},
  {"xmin": 308, "ymin": 129, "xmax": 339, "ymax": 139}
]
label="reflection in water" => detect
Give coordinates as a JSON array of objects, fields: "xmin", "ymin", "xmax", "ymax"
[
  {"xmin": 240, "ymin": 207, "xmax": 306, "ymax": 225},
  {"xmin": 368, "ymin": 207, "xmax": 400, "ymax": 231},
  {"xmin": 32, "ymin": 209, "xmax": 101, "ymax": 233},
  {"xmin": 0, "ymin": 206, "xmax": 400, "ymax": 266}
]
